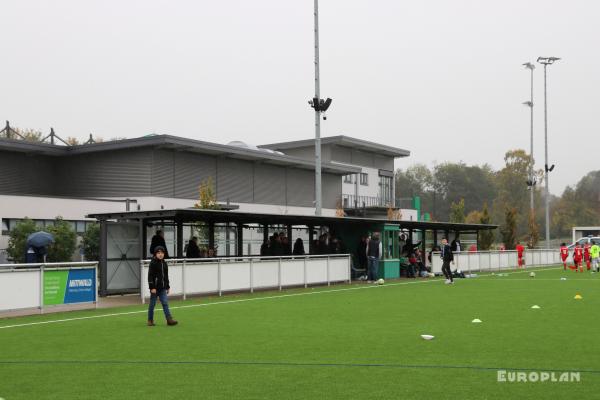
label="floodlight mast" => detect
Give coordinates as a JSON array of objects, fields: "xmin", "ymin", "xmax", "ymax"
[
  {"xmin": 536, "ymin": 56, "xmax": 561, "ymax": 247},
  {"xmin": 522, "ymin": 62, "xmax": 535, "ymax": 214},
  {"xmin": 309, "ymin": 0, "xmax": 332, "ymax": 216},
  {"xmin": 313, "ymin": 0, "xmax": 322, "ymax": 216}
]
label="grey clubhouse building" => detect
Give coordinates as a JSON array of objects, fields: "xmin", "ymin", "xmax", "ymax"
[{"xmin": 0, "ymin": 134, "xmax": 412, "ymax": 260}]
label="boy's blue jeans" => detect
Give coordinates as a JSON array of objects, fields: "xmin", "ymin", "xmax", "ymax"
[
  {"xmin": 367, "ymin": 256, "xmax": 379, "ymax": 281},
  {"xmin": 148, "ymin": 289, "xmax": 172, "ymax": 321}
]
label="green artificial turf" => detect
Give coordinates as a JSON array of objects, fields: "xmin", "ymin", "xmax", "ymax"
[{"xmin": 0, "ymin": 265, "xmax": 598, "ymax": 399}]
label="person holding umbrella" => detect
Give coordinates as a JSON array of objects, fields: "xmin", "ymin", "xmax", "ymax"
[{"xmin": 26, "ymin": 231, "xmax": 54, "ymax": 263}]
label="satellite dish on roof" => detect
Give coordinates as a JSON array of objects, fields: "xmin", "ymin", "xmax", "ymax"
[{"xmin": 228, "ymin": 141, "xmax": 259, "ymax": 150}]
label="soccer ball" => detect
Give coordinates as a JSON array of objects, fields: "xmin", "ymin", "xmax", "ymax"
[
  {"xmin": 529, "ymin": 272, "xmax": 536, "ymax": 278},
  {"xmin": 377, "ymin": 278, "xmax": 385, "ymax": 285}
]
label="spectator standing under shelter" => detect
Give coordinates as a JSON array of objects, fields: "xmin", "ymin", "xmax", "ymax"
[
  {"xmin": 367, "ymin": 232, "xmax": 382, "ymax": 282},
  {"xmin": 441, "ymin": 238, "xmax": 454, "ymax": 284},
  {"xmin": 292, "ymin": 238, "xmax": 305, "ymax": 256},
  {"xmin": 150, "ymin": 230, "xmax": 169, "ymax": 258},
  {"xmin": 451, "ymin": 236, "xmax": 461, "ymax": 253},
  {"xmin": 186, "ymin": 237, "xmax": 201, "ymax": 259}
]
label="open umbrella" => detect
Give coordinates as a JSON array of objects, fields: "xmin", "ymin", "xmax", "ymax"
[{"xmin": 26, "ymin": 231, "xmax": 55, "ymax": 248}]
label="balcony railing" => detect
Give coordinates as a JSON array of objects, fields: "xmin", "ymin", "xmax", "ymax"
[{"xmin": 342, "ymin": 195, "xmax": 414, "ymax": 209}]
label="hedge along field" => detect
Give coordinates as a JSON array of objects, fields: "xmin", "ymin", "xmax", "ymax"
[{"xmin": 0, "ymin": 266, "xmax": 598, "ymax": 400}]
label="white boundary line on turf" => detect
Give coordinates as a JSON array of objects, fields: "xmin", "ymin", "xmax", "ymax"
[
  {"xmin": 0, "ymin": 265, "xmax": 564, "ymax": 331},
  {"xmin": 0, "ymin": 277, "xmax": 443, "ymax": 330}
]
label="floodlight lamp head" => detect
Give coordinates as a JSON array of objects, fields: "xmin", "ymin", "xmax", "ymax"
[
  {"xmin": 523, "ymin": 62, "xmax": 535, "ymax": 70},
  {"xmin": 537, "ymin": 56, "xmax": 561, "ymax": 65},
  {"xmin": 522, "ymin": 101, "xmax": 533, "ymax": 107}
]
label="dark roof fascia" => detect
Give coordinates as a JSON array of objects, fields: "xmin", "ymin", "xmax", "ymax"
[
  {"xmin": 87, "ymin": 208, "xmax": 497, "ymax": 232},
  {"xmin": 0, "ymin": 138, "xmax": 69, "ymax": 156},
  {"xmin": 259, "ymin": 135, "xmax": 411, "ymax": 158}
]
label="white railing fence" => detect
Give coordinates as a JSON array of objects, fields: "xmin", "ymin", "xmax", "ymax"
[
  {"xmin": 0, "ymin": 261, "xmax": 98, "ymax": 313},
  {"xmin": 140, "ymin": 254, "xmax": 351, "ymax": 303},
  {"xmin": 431, "ymin": 249, "xmax": 562, "ymax": 274}
]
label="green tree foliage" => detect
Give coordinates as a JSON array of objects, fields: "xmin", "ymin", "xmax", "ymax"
[
  {"xmin": 501, "ymin": 208, "xmax": 518, "ymax": 250},
  {"xmin": 81, "ymin": 223, "xmax": 100, "ymax": 261},
  {"xmin": 478, "ymin": 203, "xmax": 494, "ymax": 250},
  {"xmin": 449, "ymin": 198, "xmax": 466, "ymax": 223},
  {"xmin": 551, "ymin": 171, "xmax": 600, "ymax": 237},
  {"xmin": 432, "ymin": 162, "xmax": 497, "ymax": 221},
  {"xmin": 46, "ymin": 217, "xmax": 77, "ymax": 262},
  {"xmin": 194, "ymin": 177, "xmax": 219, "ymax": 248},
  {"xmin": 7, "ymin": 218, "xmax": 39, "ymax": 263}
]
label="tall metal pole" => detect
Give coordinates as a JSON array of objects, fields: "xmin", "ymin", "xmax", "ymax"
[
  {"xmin": 537, "ymin": 56, "xmax": 560, "ymax": 248},
  {"xmin": 313, "ymin": 0, "xmax": 322, "ymax": 216},
  {"xmin": 542, "ymin": 64, "xmax": 550, "ymax": 246},
  {"xmin": 529, "ymin": 66, "xmax": 534, "ymax": 213}
]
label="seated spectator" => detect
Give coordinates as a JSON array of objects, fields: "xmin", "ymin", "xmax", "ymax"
[{"xmin": 407, "ymin": 251, "xmax": 417, "ymax": 278}]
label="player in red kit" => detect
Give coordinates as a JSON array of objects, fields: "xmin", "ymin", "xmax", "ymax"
[
  {"xmin": 560, "ymin": 243, "xmax": 569, "ymax": 270},
  {"xmin": 515, "ymin": 241, "xmax": 525, "ymax": 268},
  {"xmin": 584, "ymin": 243, "xmax": 591, "ymax": 270},
  {"xmin": 573, "ymin": 244, "xmax": 584, "ymax": 272}
]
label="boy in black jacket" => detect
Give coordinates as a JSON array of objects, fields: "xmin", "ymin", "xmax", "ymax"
[{"xmin": 147, "ymin": 246, "xmax": 178, "ymax": 326}]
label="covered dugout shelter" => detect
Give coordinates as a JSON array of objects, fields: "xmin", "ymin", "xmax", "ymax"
[{"xmin": 88, "ymin": 209, "xmax": 496, "ymax": 296}]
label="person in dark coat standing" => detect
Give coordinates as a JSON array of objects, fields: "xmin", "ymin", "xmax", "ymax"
[
  {"xmin": 150, "ymin": 230, "xmax": 169, "ymax": 258},
  {"xmin": 292, "ymin": 238, "xmax": 305, "ymax": 256},
  {"xmin": 356, "ymin": 236, "xmax": 368, "ymax": 278},
  {"xmin": 147, "ymin": 246, "xmax": 178, "ymax": 326},
  {"xmin": 185, "ymin": 237, "xmax": 201, "ymax": 259},
  {"xmin": 441, "ymin": 238, "xmax": 455, "ymax": 284},
  {"xmin": 367, "ymin": 233, "xmax": 382, "ymax": 282},
  {"xmin": 451, "ymin": 235, "xmax": 461, "ymax": 253}
]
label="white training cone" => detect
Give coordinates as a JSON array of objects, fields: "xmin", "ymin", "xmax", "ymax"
[
  {"xmin": 472, "ymin": 319, "xmax": 482, "ymax": 323},
  {"xmin": 560, "ymin": 277, "xmax": 567, "ymax": 281},
  {"xmin": 420, "ymin": 334, "xmax": 435, "ymax": 340},
  {"xmin": 531, "ymin": 305, "xmax": 541, "ymax": 309}
]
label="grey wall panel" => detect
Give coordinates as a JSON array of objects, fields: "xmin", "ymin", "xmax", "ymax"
[
  {"xmin": 331, "ymin": 145, "xmax": 352, "ymax": 164},
  {"xmin": 58, "ymin": 148, "xmax": 152, "ymax": 197},
  {"xmin": 216, "ymin": 158, "xmax": 253, "ymax": 203},
  {"xmin": 173, "ymin": 152, "xmax": 217, "ymax": 199},
  {"xmin": 374, "ymin": 154, "xmax": 394, "ymax": 171},
  {"xmin": 275, "ymin": 145, "xmax": 331, "ymax": 163},
  {"xmin": 322, "ymin": 173, "xmax": 342, "ymax": 209},
  {"xmin": 253, "ymin": 163, "xmax": 286, "ymax": 205},
  {"xmin": 351, "ymin": 149, "xmax": 374, "ymax": 168},
  {"xmin": 151, "ymin": 149, "xmax": 175, "ymax": 197},
  {"xmin": 0, "ymin": 151, "xmax": 56, "ymax": 196},
  {"xmin": 286, "ymin": 168, "xmax": 314, "ymax": 207}
]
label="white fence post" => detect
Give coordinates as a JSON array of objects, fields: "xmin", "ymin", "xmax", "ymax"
[
  {"xmin": 327, "ymin": 256, "xmax": 331, "ymax": 286},
  {"xmin": 39, "ymin": 263, "xmax": 45, "ymax": 314},
  {"xmin": 304, "ymin": 257, "xmax": 307, "ymax": 288},
  {"xmin": 182, "ymin": 259, "xmax": 186, "ymax": 301},
  {"xmin": 218, "ymin": 259, "xmax": 222, "ymax": 297},
  {"xmin": 278, "ymin": 258, "xmax": 282, "ymax": 291},
  {"xmin": 140, "ymin": 260, "xmax": 145, "ymax": 304},
  {"xmin": 250, "ymin": 258, "xmax": 254, "ymax": 294}
]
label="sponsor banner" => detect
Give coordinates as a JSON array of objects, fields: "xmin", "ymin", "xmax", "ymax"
[{"xmin": 43, "ymin": 268, "xmax": 96, "ymax": 306}]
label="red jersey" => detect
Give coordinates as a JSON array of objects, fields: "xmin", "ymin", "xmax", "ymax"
[
  {"xmin": 574, "ymin": 247, "xmax": 583, "ymax": 261},
  {"xmin": 516, "ymin": 244, "xmax": 525, "ymax": 256},
  {"xmin": 560, "ymin": 246, "xmax": 569, "ymax": 259},
  {"xmin": 584, "ymin": 245, "xmax": 591, "ymax": 260}
]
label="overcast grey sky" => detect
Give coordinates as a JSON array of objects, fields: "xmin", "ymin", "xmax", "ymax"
[{"xmin": 1, "ymin": 0, "xmax": 597, "ymax": 195}]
